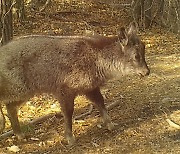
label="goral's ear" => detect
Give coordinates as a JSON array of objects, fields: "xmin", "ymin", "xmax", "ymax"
[
  {"xmin": 118, "ymin": 27, "xmax": 128, "ymax": 46},
  {"xmin": 128, "ymin": 22, "xmax": 138, "ymax": 35}
]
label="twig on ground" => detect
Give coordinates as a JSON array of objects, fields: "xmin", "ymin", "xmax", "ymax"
[
  {"xmin": 106, "ymin": 100, "xmax": 120, "ymax": 110},
  {"xmin": 166, "ymin": 119, "xmax": 180, "ymax": 129},
  {"xmin": 0, "ymin": 112, "xmax": 60, "ymax": 140},
  {"xmin": 40, "ymin": 0, "xmax": 51, "ymax": 12},
  {"xmin": 74, "ymin": 104, "xmax": 94, "ymax": 120}
]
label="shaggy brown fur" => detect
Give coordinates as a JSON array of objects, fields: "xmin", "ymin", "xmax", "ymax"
[{"xmin": 0, "ymin": 23, "xmax": 149, "ymax": 145}]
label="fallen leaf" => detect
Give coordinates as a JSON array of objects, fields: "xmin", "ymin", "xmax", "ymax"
[
  {"xmin": 166, "ymin": 119, "xmax": 180, "ymax": 129},
  {"xmin": 7, "ymin": 145, "xmax": 20, "ymax": 153}
]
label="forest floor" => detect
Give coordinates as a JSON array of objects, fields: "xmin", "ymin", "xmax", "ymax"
[{"xmin": 0, "ymin": 0, "xmax": 180, "ymax": 153}]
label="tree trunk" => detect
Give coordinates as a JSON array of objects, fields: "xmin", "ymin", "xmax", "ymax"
[
  {"xmin": 132, "ymin": 0, "xmax": 179, "ymax": 33},
  {"xmin": 132, "ymin": 0, "xmax": 153, "ymax": 29},
  {"xmin": 145, "ymin": 0, "xmax": 152, "ymax": 28},
  {"xmin": 15, "ymin": 0, "xmax": 26, "ymax": 22},
  {"xmin": 0, "ymin": 0, "xmax": 13, "ymax": 46}
]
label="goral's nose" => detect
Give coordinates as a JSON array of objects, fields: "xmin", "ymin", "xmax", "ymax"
[{"xmin": 145, "ymin": 68, "xmax": 150, "ymax": 76}]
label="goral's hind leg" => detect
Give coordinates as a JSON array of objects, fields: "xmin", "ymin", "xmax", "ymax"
[
  {"xmin": 56, "ymin": 92, "xmax": 75, "ymax": 145},
  {"xmin": 6, "ymin": 102, "xmax": 25, "ymax": 140},
  {"xmin": 0, "ymin": 104, "xmax": 5, "ymax": 133},
  {"xmin": 85, "ymin": 87, "xmax": 114, "ymax": 131}
]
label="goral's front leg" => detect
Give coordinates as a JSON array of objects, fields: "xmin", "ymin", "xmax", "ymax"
[{"xmin": 6, "ymin": 102, "xmax": 25, "ymax": 140}]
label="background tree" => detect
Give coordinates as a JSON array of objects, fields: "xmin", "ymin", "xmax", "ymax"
[
  {"xmin": 14, "ymin": 0, "xmax": 26, "ymax": 22},
  {"xmin": 132, "ymin": 0, "xmax": 180, "ymax": 33},
  {"xmin": 0, "ymin": 0, "xmax": 13, "ymax": 45},
  {"xmin": 132, "ymin": 0, "xmax": 153, "ymax": 29}
]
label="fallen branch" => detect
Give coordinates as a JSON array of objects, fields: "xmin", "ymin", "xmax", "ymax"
[
  {"xmin": 106, "ymin": 100, "xmax": 120, "ymax": 110},
  {"xmin": 0, "ymin": 100, "xmax": 121, "ymax": 140},
  {"xmin": 0, "ymin": 130, "xmax": 12, "ymax": 140},
  {"xmin": 75, "ymin": 100, "xmax": 121, "ymax": 120},
  {"xmin": 0, "ymin": 112, "xmax": 60, "ymax": 140},
  {"xmin": 74, "ymin": 104, "xmax": 94, "ymax": 120}
]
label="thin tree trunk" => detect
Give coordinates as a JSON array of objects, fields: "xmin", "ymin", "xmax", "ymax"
[
  {"xmin": 15, "ymin": 0, "xmax": 26, "ymax": 22},
  {"xmin": 0, "ymin": 0, "xmax": 13, "ymax": 45},
  {"xmin": 132, "ymin": 0, "xmax": 153, "ymax": 29},
  {"xmin": 145, "ymin": 0, "xmax": 152, "ymax": 28}
]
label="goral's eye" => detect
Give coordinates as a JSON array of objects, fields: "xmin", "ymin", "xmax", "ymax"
[{"xmin": 134, "ymin": 53, "xmax": 140, "ymax": 61}]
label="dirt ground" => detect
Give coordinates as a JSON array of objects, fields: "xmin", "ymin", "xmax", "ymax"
[{"xmin": 0, "ymin": 0, "xmax": 179, "ymax": 153}]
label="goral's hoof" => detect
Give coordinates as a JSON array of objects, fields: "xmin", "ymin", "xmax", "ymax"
[
  {"xmin": 67, "ymin": 135, "xmax": 76, "ymax": 146},
  {"xmin": 107, "ymin": 122, "xmax": 117, "ymax": 131},
  {"xmin": 16, "ymin": 133, "xmax": 27, "ymax": 142}
]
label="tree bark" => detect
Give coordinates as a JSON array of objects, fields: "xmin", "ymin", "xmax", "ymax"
[
  {"xmin": 0, "ymin": 0, "xmax": 13, "ymax": 46},
  {"xmin": 132, "ymin": 0, "xmax": 153, "ymax": 29},
  {"xmin": 145, "ymin": 0, "xmax": 152, "ymax": 28},
  {"xmin": 15, "ymin": 0, "xmax": 26, "ymax": 22},
  {"xmin": 132, "ymin": 0, "xmax": 179, "ymax": 33}
]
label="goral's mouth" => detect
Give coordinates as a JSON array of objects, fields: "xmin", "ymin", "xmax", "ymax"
[
  {"xmin": 138, "ymin": 72, "xmax": 150, "ymax": 79},
  {"xmin": 138, "ymin": 73, "xmax": 144, "ymax": 79}
]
